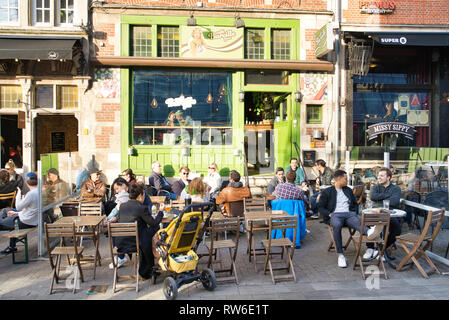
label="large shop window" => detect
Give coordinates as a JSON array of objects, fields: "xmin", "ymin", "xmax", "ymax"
[
  {"xmin": 132, "ymin": 70, "xmax": 233, "ymax": 146},
  {"xmin": 353, "ymin": 74, "xmax": 430, "ymax": 147}
]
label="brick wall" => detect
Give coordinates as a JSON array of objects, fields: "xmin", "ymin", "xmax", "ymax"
[
  {"xmin": 305, "ymin": 127, "xmax": 325, "ymax": 148},
  {"xmin": 94, "ymin": 103, "xmax": 120, "ymax": 148},
  {"xmin": 343, "ymin": 0, "xmax": 449, "ymax": 24},
  {"xmin": 103, "ymin": 0, "xmax": 328, "ymax": 10},
  {"xmin": 305, "ymin": 28, "xmax": 319, "ymax": 60}
]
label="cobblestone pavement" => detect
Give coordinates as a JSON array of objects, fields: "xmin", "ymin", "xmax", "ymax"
[{"xmin": 1, "ymin": 217, "xmax": 449, "ymax": 300}]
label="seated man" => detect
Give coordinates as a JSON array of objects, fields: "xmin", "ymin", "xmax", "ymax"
[
  {"xmin": 285, "ymin": 158, "xmax": 308, "ymax": 191},
  {"xmin": 43, "ymin": 168, "xmax": 70, "ymax": 203},
  {"xmin": 0, "ymin": 172, "xmax": 39, "ymax": 255},
  {"xmin": 80, "ymin": 168, "xmax": 106, "ymax": 200},
  {"xmin": 318, "ymin": 170, "xmax": 382, "ymax": 268},
  {"xmin": 149, "ymin": 160, "xmax": 176, "ymax": 200},
  {"xmin": 310, "ymin": 159, "xmax": 334, "ymax": 219},
  {"xmin": 216, "ymin": 170, "xmax": 251, "ymax": 217},
  {"xmin": 363, "ymin": 167, "xmax": 402, "ymax": 261},
  {"xmin": 274, "ymin": 170, "xmax": 308, "ymax": 204},
  {"xmin": 267, "ymin": 167, "xmax": 285, "ymax": 195}
]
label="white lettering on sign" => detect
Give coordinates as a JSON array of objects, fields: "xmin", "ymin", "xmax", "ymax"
[{"xmin": 165, "ymin": 96, "xmax": 197, "ymax": 110}]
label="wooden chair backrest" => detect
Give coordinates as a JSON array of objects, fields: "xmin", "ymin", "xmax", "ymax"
[
  {"xmin": 79, "ymin": 202, "xmax": 102, "ymax": 216},
  {"xmin": 0, "ymin": 190, "xmax": 16, "ymax": 208},
  {"xmin": 243, "ymin": 197, "xmax": 267, "ymax": 212},
  {"xmin": 171, "ymin": 199, "xmax": 185, "ymax": 208},
  {"xmin": 352, "ymin": 185, "xmax": 365, "ymax": 205},
  {"xmin": 44, "ymin": 222, "xmax": 80, "ymax": 254},
  {"xmin": 265, "ymin": 215, "xmax": 297, "ymax": 255},
  {"xmin": 421, "ymin": 208, "xmax": 446, "ymax": 245},
  {"xmin": 227, "ymin": 200, "xmax": 245, "ymax": 217},
  {"xmin": 108, "ymin": 222, "xmax": 139, "ymax": 254},
  {"xmin": 210, "ymin": 217, "xmax": 240, "ymax": 247},
  {"xmin": 360, "ymin": 212, "xmax": 391, "ymax": 228}
]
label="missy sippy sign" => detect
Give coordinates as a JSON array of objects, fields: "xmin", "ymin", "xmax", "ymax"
[{"xmin": 366, "ymin": 122, "xmax": 416, "ymax": 141}]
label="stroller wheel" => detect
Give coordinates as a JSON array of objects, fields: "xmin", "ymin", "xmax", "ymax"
[
  {"xmin": 201, "ymin": 268, "xmax": 217, "ymax": 291},
  {"xmin": 163, "ymin": 277, "xmax": 178, "ymax": 300}
]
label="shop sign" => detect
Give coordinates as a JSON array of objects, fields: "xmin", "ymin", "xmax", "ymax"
[
  {"xmin": 180, "ymin": 26, "xmax": 243, "ymax": 59},
  {"xmin": 366, "ymin": 122, "xmax": 416, "ymax": 140},
  {"xmin": 360, "ymin": 1, "xmax": 396, "ymax": 14},
  {"xmin": 314, "ymin": 23, "xmax": 334, "ymax": 58}
]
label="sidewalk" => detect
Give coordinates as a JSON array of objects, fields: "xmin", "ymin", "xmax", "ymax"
[{"xmin": 1, "ymin": 218, "xmax": 449, "ymax": 300}]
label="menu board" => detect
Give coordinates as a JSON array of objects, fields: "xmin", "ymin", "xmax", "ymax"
[{"xmin": 51, "ymin": 131, "xmax": 66, "ymax": 152}]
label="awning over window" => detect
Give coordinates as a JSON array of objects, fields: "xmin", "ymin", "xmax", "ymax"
[
  {"xmin": 365, "ymin": 32, "xmax": 449, "ymax": 46},
  {"xmin": 0, "ymin": 38, "xmax": 80, "ymax": 60}
]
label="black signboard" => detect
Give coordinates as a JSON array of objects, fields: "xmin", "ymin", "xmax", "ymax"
[
  {"xmin": 366, "ymin": 122, "xmax": 416, "ymax": 140},
  {"xmin": 51, "ymin": 131, "xmax": 66, "ymax": 152},
  {"xmin": 303, "ymin": 150, "xmax": 316, "ymax": 167}
]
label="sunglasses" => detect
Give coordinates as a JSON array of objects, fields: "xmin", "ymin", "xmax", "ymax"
[
  {"xmin": 182, "ymin": 172, "xmax": 189, "ymax": 175},
  {"xmin": 208, "ymin": 167, "xmax": 215, "ymax": 170}
]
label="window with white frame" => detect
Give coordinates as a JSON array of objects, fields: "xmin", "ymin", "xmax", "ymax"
[
  {"xmin": 58, "ymin": 0, "xmax": 74, "ymax": 25},
  {"xmin": 35, "ymin": 84, "xmax": 78, "ymax": 109},
  {"xmin": 0, "ymin": 0, "xmax": 18, "ymax": 24},
  {"xmin": 33, "ymin": 0, "xmax": 51, "ymax": 25}
]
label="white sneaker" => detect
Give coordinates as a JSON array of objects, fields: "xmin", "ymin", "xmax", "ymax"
[
  {"xmin": 109, "ymin": 256, "xmax": 129, "ymax": 269},
  {"xmin": 363, "ymin": 248, "xmax": 374, "ymax": 260},
  {"xmin": 367, "ymin": 225, "xmax": 383, "ymax": 240},
  {"xmin": 363, "ymin": 249, "xmax": 378, "ymax": 260},
  {"xmin": 306, "ymin": 229, "xmax": 311, "ymax": 234},
  {"xmin": 377, "ymin": 253, "xmax": 386, "ymax": 262},
  {"xmin": 338, "ymin": 255, "xmax": 347, "ymax": 268}
]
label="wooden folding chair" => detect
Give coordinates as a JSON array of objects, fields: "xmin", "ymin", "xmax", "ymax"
[
  {"xmin": 108, "ymin": 222, "xmax": 140, "ymax": 292},
  {"xmin": 327, "ymin": 224, "xmax": 356, "ymax": 257},
  {"xmin": 352, "ymin": 211, "xmax": 391, "ymax": 280},
  {"xmin": 243, "ymin": 197, "xmax": 269, "ymax": 271},
  {"xmin": 44, "ymin": 222, "xmax": 84, "ymax": 294},
  {"xmin": 78, "ymin": 202, "xmax": 102, "ymax": 216},
  {"xmin": 396, "ymin": 208, "xmax": 445, "ymax": 278},
  {"xmin": 205, "ymin": 217, "xmax": 240, "ymax": 284},
  {"xmin": 0, "ymin": 190, "xmax": 17, "ymax": 209},
  {"xmin": 261, "ymin": 215, "xmax": 297, "ymax": 284}
]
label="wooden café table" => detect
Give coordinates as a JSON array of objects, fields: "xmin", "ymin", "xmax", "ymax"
[{"xmin": 53, "ymin": 215, "xmax": 104, "ymax": 279}]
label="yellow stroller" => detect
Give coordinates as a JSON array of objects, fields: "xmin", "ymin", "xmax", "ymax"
[{"xmin": 154, "ymin": 203, "xmax": 217, "ymax": 300}]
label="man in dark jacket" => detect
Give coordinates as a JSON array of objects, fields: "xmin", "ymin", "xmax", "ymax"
[
  {"xmin": 149, "ymin": 160, "xmax": 176, "ymax": 200},
  {"xmin": 318, "ymin": 170, "xmax": 382, "ymax": 268},
  {"xmin": 363, "ymin": 167, "xmax": 402, "ymax": 261},
  {"xmin": 112, "ymin": 184, "xmax": 164, "ymax": 279}
]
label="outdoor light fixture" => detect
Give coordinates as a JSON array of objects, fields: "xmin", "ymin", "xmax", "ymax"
[
  {"xmin": 235, "ymin": 17, "xmax": 245, "ymax": 28},
  {"xmin": 239, "ymin": 90, "xmax": 245, "ymax": 102},
  {"xmin": 206, "ymin": 93, "xmax": 214, "ymax": 104},
  {"xmin": 187, "ymin": 15, "xmax": 197, "ymax": 26},
  {"xmin": 294, "ymin": 91, "xmax": 303, "ymax": 103}
]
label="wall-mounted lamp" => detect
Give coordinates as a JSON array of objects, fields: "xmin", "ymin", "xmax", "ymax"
[
  {"xmin": 294, "ymin": 91, "xmax": 303, "ymax": 103},
  {"xmin": 187, "ymin": 15, "xmax": 197, "ymax": 26},
  {"xmin": 239, "ymin": 90, "xmax": 245, "ymax": 102},
  {"xmin": 235, "ymin": 17, "xmax": 245, "ymax": 28}
]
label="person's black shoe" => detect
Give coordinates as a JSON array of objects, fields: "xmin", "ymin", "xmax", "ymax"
[{"xmin": 1, "ymin": 246, "xmax": 17, "ymax": 255}]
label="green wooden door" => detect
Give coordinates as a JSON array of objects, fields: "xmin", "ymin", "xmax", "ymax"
[{"xmin": 274, "ymin": 94, "xmax": 292, "ymax": 170}]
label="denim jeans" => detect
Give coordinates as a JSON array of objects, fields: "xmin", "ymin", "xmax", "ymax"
[{"xmin": 330, "ymin": 211, "xmax": 367, "ymax": 254}]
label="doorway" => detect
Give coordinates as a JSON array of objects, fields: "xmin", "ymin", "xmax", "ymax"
[
  {"xmin": 35, "ymin": 115, "xmax": 79, "ymax": 163},
  {"xmin": 0, "ymin": 115, "xmax": 22, "ymax": 168},
  {"xmin": 244, "ymin": 92, "xmax": 291, "ymax": 175}
]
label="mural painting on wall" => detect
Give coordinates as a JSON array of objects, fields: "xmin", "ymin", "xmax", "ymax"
[
  {"xmin": 94, "ymin": 68, "xmax": 120, "ymax": 99},
  {"xmin": 301, "ymin": 73, "xmax": 328, "ymax": 101}
]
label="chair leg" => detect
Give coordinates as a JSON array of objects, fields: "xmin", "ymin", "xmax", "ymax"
[
  {"xmin": 288, "ymin": 247, "xmax": 296, "ymax": 283},
  {"xmin": 410, "ymin": 254, "xmax": 429, "ymax": 279},
  {"xmin": 49, "ymin": 255, "xmax": 60, "ymax": 294},
  {"xmin": 421, "ymin": 250, "xmax": 441, "ymax": 275}
]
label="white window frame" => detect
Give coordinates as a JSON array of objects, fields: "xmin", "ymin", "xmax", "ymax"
[
  {"xmin": 32, "ymin": 0, "xmax": 53, "ymax": 26},
  {"xmin": 0, "ymin": 0, "xmax": 19, "ymax": 26},
  {"xmin": 57, "ymin": 0, "xmax": 75, "ymax": 26},
  {"xmin": 34, "ymin": 83, "xmax": 80, "ymax": 111}
]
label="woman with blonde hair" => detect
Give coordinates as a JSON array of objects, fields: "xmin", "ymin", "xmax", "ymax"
[
  {"xmin": 4, "ymin": 159, "xmax": 28, "ymax": 195},
  {"xmin": 204, "ymin": 162, "xmax": 222, "ymax": 200}
]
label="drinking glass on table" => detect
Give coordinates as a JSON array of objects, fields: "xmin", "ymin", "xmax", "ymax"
[
  {"xmin": 164, "ymin": 203, "xmax": 172, "ymax": 217},
  {"xmin": 383, "ymin": 200, "xmax": 390, "ymax": 210}
]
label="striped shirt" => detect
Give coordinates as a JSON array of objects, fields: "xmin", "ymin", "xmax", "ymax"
[{"xmin": 274, "ymin": 182, "xmax": 308, "ymax": 203}]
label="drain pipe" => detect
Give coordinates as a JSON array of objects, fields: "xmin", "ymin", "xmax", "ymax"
[{"xmin": 333, "ymin": 0, "xmax": 341, "ymax": 169}]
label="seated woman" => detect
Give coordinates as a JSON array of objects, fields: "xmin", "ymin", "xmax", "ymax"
[
  {"xmin": 5, "ymin": 159, "xmax": 28, "ymax": 195},
  {"xmin": 121, "ymin": 168, "xmax": 137, "ymax": 186},
  {"xmin": 203, "ymin": 162, "xmax": 222, "ymax": 200},
  {"xmin": 0, "ymin": 170, "xmax": 19, "ymax": 209},
  {"xmin": 111, "ymin": 184, "xmax": 164, "ymax": 279},
  {"xmin": 180, "ymin": 177, "xmax": 207, "ymax": 203},
  {"xmin": 104, "ymin": 177, "xmax": 128, "ymax": 216},
  {"xmin": 171, "ymin": 166, "xmax": 190, "ymax": 199}
]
